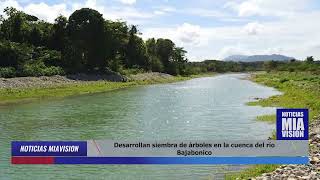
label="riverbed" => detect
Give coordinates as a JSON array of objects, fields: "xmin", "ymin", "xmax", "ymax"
[{"xmin": 0, "ymin": 73, "xmax": 281, "ymax": 179}]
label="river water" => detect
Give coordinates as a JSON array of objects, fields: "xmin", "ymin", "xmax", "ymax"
[{"xmin": 0, "ymin": 74, "xmax": 280, "ymax": 179}]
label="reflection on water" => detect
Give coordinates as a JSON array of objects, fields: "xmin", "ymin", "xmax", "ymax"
[{"xmin": 0, "ymin": 74, "xmax": 280, "ymax": 179}]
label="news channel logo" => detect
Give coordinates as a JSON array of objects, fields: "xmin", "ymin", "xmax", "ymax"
[{"xmin": 276, "ymin": 109, "xmax": 309, "ymax": 140}]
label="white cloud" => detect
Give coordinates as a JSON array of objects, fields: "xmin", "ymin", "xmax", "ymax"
[
  {"xmin": 237, "ymin": 1, "xmax": 260, "ymax": 17},
  {"xmin": 24, "ymin": 3, "xmax": 68, "ymax": 22},
  {"xmin": 226, "ymin": 0, "xmax": 311, "ymax": 18},
  {"xmin": 119, "ymin": 0, "xmax": 136, "ymax": 5},
  {"xmin": 0, "ymin": 0, "xmax": 154, "ymax": 24},
  {"xmin": 0, "ymin": 0, "xmax": 22, "ymax": 17},
  {"xmin": 185, "ymin": 8, "xmax": 228, "ymax": 18},
  {"xmin": 106, "ymin": 7, "xmax": 153, "ymax": 19},
  {"xmin": 0, "ymin": 0, "xmax": 70, "ymax": 22},
  {"xmin": 176, "ymin": 23, "xmax": 201, "ymax": 45},
  {"xmin": 142, "ymin": 8, "xmax": 320, "ymax": 61},
  {"xmin": 243, "ymin": 22, "xmax": 263, "ymax": 35},
  {"xmin": 152, "ymin": 6, "xmax": 176, "ymax": 15},
  {"xmin": 153, "ymin": 10, "xmax": 165, "ymax": 15}
]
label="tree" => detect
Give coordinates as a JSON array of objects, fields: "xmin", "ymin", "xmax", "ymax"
[
  {"xmin": 125, "ymin": 25, "xmax": 148, "ymax": 68},
  {"xmin": 66, "ymin": 8, "xmax": 107, "ymax": 72},
  {"xmin": 105, "ymin": 20, "xmax": 129, "ymax": 62},
  {"xmin": 146, "ymin": 38, "xmax": 163, "ymax": 71},
  {"xmin": 0, "ymin": 7, "xmax": 196, "ymax": 77},
  {"xmin": 306, "ymin": 56, "xmax": 314, "ymax": 63},
  {"xmin": 156, "ymin": 38, "xmax": 175, "ymax": 70},
  {"xmin": 146, "ymin": 38, "xmax": 157, "ymax": 56},
  {"xmin": 0, "ymin": 7, "xmax": 53, "ymax": 47},
  {"xmin": 29, "ymin": 26, "xmax": 42, "ymax": 46},
  {"xmin": 0, "ymin": 40, "xmax": 33, "ymax": 68},
  {"xmin": 50, "ymin": 15, "xmax": 68, "ymax": 51},
  {"xmin": 171, "ymin": 47, "xmax": 188, "ymax": 75},
  {"xmin": 1, "ymin": 7, "xmax": 25, "ymax": 43},
  {"xmin": 263, "ymin": 60, "xmax": 278, "ymax": 72}
]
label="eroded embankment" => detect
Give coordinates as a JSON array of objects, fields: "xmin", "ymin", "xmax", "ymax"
[{"xmin": 0, "ymin": 72, "xmax": 175, "ymax": 89}]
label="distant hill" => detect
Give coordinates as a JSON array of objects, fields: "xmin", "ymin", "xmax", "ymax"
[{"xmin": 223, "ymin": 54, "xmax": 295, "ymax": 62}]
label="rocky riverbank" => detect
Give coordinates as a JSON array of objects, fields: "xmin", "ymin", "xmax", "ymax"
[{"xmin": 252, "ymin": 118, "xmax": 320, "ymax": 180}]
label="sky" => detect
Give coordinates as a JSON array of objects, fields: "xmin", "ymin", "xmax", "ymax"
[{"xmin": 1, "ymin": 0, "xmax": 320, "ymax": 61}]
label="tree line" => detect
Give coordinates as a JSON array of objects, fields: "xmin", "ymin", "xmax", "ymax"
[
  {"xmin": 0, "ymin": 7, "xmax": 319, "ymax": 78},
  {"xmin": 187, "ymin": 57, "xmax": 319, "ymax": 74},
  {"xmin": 0, "ymin": 7, "xmax": 188, "ymax": 77}
]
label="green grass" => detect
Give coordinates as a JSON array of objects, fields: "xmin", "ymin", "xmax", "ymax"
[
  {"xmin": 0, "ymin": 73, "xmax": 214, "ymax": 105},
  {"xmin": 227, "ymin": 71, "xmax": 320, "ymax": 179},
  {"xmin": 255, "ymin": 114, "xmax": 276, "ymax": 123},
  {"xmin": 225, "ymin": 165, "xmax": 279, "ymax": 180},
  {"xmin": 249, "ymin": 71, "xmax": 320, "ymax": 122},
  {"xmin": 0, "ymin": 81, "xmax": 135, "ymax": 104}
]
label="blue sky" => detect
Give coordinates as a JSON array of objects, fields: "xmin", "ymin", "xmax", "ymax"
[{"xmin": 1, "ymin": 0, "xmax": 320, "ymax": 61}]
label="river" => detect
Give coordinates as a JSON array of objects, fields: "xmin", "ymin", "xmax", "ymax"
[{"xmin": 0, "ymin": 73, "xmax": 280, "ymax": 179}]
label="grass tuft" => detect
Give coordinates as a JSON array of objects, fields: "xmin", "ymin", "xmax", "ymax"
[{"xmin": 225, "ymin": 165, "xmax": 279, "ymax": 180}]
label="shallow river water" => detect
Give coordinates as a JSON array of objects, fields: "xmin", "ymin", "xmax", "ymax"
[{"xmin": 0, "ymin": 73, "xmax": 281, "ymax": 179}]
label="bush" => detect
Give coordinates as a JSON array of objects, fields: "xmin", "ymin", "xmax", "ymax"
[
  {"xmin": 108, "ymin": 58, "xmax": 123, "ymax": 72},
  {"xmin": 288, "ymin": 67, "xmax": 295, "ymax": 72},
  {"xmin": 279, "ymin": 78, "xmax": 289, "ymax": 83},
  {"xmin": 149, "ymin": 56, "xmax": 164, "ymax": 72},
  {"xmin": 34, "ymin": 48, "xmax": 62, "ymax": 67},
  {"xmin": 183, "ymin": 66, "xmax": 203, "ymax": 75},
  {"xmin": 0, "ymin": 67, "xmax": 16, "ymax": 78},
  {"xmin": 21, "ymin": 61, "xmax": 65, "ymax": 77},
  {"xmin": 0, "ymin": 41, "xmax": 33, "ymax": 68},
  {"xmin": 121, "ymin": 67, "xmax": 145, "ymax": 75},
  {"xmin": 43, "ymin": 66, "xmax": 65, "ymax": 76}
]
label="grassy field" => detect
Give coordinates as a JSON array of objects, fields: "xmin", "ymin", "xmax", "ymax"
[
  {"xmin": 248, "ymin": 71, "xmax": 320, "ymax": 123},
  {"xmin": 0, "ymin": 73, "xmax": 215, "ymax": 105},
  {"xmin": 225, "ymin": 71, "xmax": 320, "ymax": 179}
]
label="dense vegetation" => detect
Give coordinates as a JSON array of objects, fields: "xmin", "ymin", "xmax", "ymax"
[
  {"xmin": 1, "ymin": 7, "xmax": 319, "ymax": 78},
  {"xmin": 0, "ymin": 7, "xmax": 188, "ymax": 77},
  {"xmin": 187, "ymin": 57, "xmax": 320, "ymax": 74}
]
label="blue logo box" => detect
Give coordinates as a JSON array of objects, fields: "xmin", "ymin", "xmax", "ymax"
[
  {"xmin": 276, "ymin": 109, "xmax": 308, "ymax": 140},
  {"xmin": 12, "ymin": 141, "xmax": 87, "ymax": 156}
]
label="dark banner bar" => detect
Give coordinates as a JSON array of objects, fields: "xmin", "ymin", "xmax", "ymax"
[{"xmin": 12, "ymin": 141, "xmax": 87, "ymax": 156}]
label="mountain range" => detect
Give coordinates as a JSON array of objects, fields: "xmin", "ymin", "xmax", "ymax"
[{"xmin": 223, "ymin": 54, "xmax": 295, "ymax": 62}]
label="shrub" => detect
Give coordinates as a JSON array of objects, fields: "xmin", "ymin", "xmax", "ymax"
[
  {"xmin": 149, "ymin": 56, "xmax": 164, "ymax": 72},
  {"xmin": 0, "ymin": 41, "xmax": 33, "ymax": 68},
  {"xmin": 42, "ymin": 66, "xmax": 65, "ymax": 76},
  {"xmin": 279, "ymin": 78, "xmax": 289, "ymax": 83},
  {"xmin": 21, "ymin": 61, "xmax": 65, "ymax": 77},
  {"xmin": 34, "ymin": 48, "xmax": 62, "ymax": 67},
  {"xmin": 0, "ymin": 67, "xmax": 16, "ymax": 78},
  {"xmin": 108, "ymin": 58, "xmax": 123, "ymax": 72},
  {"xmin": 121, "ymin": 67, "xmax": 145, "ymax": 75}
]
